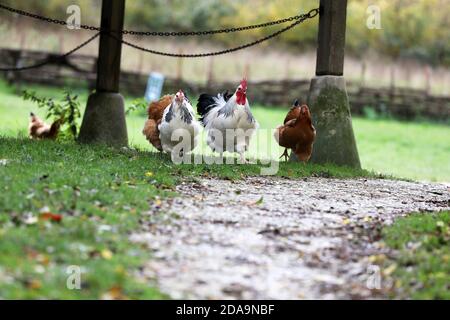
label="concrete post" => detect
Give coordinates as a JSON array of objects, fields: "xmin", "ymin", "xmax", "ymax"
[
  {"xmin": 78, "ymin": 0, "xmax": 128, "ymax": 146},
  {"xmin": 292, "ymin": 0, "xmax": 361, "ymax": 168}
]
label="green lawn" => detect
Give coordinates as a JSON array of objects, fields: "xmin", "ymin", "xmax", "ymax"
[
  {"xmin": 1, "ymin": 80, "xmax": 448, "ymax": 181},
  {"xmin": 0, "ymin": 80, "xmax": 448, "ymax": 299},
  {"xmin": 0, "ymin": 136, "xmax": 375, "ymax": 299},
  {"xmin": 382, "ymin": 211, "xmax": 450, "ymax": 299}
]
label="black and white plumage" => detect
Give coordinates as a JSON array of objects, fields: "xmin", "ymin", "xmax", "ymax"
[
  {"xmin": 197, "ymin": 79, "xmax": 259, "ymax": 162},
  {"xmin": 159, "ymin": 90, "xmax": 202, "ymax": 156}
]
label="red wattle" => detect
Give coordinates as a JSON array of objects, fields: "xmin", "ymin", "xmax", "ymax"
[{"xmin": 236, "ymin": 93, "xmax": 246, "ymax": 105}]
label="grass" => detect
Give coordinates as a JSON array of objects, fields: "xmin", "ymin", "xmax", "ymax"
[
  {"xmin": 382, "ymin": 211, "xmax": 450, "ymax": 299},
  {"xmin": 1, "ymin": 80, "xmax": 449, "ymax": 181},
  {"xmin": 354, "ymin": 118, "xmax": 450, "ymax": 182},
  {"xmin": 0, "ymin": 80, "xmax": 448, "ymax": 299},
  {"xmin": 0, "ymin": 139, "xmax": 177, "ymax": 299},
  {"xmin": 0, "ymin": 137, "xmax": 375, "ymax": 299}
]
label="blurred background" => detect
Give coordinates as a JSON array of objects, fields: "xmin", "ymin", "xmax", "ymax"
[
  {"xmin": 0, "ymin": 0, "xmax": 449, "ymax": 90},
  {"xmin": 0, "ymin": 0, "xmax": 449, "ymax": 181}
]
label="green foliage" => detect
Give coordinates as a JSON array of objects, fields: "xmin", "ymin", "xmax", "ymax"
[
  {"xmin": 22, "ymin": 89, "xmax": 81, "ymax": 140},
  {"xmin": 0, "ymin": 0, "xmax": 448, "ymax": 66},
  {"xmin": 383, "ymin": 211, "xmax": 450, "ymax": 299},
  {"xmin": 126, "ymin": 98, "xmax": 147, "ymax": 116}
]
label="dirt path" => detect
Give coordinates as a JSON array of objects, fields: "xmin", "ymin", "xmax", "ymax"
[{"xmin": 131, "ymin": 177, "xmax": 449, "ymax": 299}]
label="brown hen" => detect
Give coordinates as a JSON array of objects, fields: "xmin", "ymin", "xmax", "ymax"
[
  {"xmin": 142, "ymin": 95, "xmax": 174, "ymax": 151},
  {"xmin": 28, "ymin": 113, "xmax": 61, "ymax": 140},
  {"xmin": 274, "ymin": 100, "xmax": 316, "ymax": 162}
]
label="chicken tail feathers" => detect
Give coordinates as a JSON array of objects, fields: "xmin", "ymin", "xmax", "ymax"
[
  {"xmin": 197, "ymin": 91, "xmax": 232, "ymax": 126},
  {"xmin": 143, "ymin": 119, "xmax": 162, "ymax": 151},
  {"xmin": 197, "ymin": 93, "xmax": 216, "ymax": 126},
  {"xmin": 48, "ymin": 119, "xmax": 61, "ymax": 139}
]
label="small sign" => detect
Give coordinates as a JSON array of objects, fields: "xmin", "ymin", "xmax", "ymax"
[{"xmin": 145, "ymin": 72, "xmax": 165, "ymax": 102}]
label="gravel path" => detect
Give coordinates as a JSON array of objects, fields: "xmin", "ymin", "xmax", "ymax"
[{"xmin": 131, "ymin": 177, "xmax": 449, "ymax": 299}]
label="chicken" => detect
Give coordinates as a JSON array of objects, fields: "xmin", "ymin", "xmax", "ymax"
[
  {"xmin": 28, "ymin": 112, "xmax": 61, "ymax": 140},
  {"xmin": 197, "ymin": 79, "xmax": 259, "ymax": 163},
  {"xmin": 159, "ymin": 90, "xmax": 201, "ymax": 156},
  {"xmin": 142, "ymin": 94, "xmax": 174, "ymax": 151},
  {"xmin": 274, "ymin": 100, "xmax": 316, "ymax": 162}
]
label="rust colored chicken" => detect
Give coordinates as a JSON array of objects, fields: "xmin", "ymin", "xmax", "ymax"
[
  {"xmin": 28, "ymin": 112, "xmax": 61, "ymax": 140},
  {"xmin": 142, "ymin": 95, "xmax": 174, "ymax": 151},
  {"xmin": 274, "ymin": 100, "xmax": 316, "ymax": 162}
]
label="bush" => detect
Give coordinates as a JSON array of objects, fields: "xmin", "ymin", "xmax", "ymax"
[{"xmin": 22, "ymin": 89, "xmax": 81, "ymax": 140}]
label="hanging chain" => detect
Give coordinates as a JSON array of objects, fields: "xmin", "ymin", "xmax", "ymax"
[
  {"xmin": 111, "ymin": 10, "xmax": 318, "ymax": 58},
  {"xmin": 0, "ymin": 32, "xmax": 100, "ymax": 71},
  {"xmin": 123, "ymin": 9, "xmax": 319, "ymax": 36},
  {"xmin": 0, "ymin": 5, "xmax": 318, "ymax": 69},
  {"xmin": 0, "ymin": 3, "xmax": 318, "ymax": 36}
]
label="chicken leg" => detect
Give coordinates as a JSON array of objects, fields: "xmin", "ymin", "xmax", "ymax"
[{"xmin": 279, "ymin": 149, "xmax": 289, "ymax": 162}]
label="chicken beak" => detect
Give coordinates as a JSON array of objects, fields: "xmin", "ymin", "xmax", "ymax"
[{"xmin": 175, "ymin": 90, "xmax": 184, "ymax": 103}]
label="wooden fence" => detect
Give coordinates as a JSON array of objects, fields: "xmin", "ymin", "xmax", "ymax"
[{"xmin": 1, "ymin": 48, "xmax": 449, "ymax": 121}]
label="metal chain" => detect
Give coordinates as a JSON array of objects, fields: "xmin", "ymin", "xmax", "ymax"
[
  {"xmin": 0, "ymin": 3, "xmax": 319, "ymax": 36},
  {"xmin": 110, "ymin": 10, "xmax": 318, "ymax": 58},
  {"xmin": 0, "ymin": 6, "xmax": 318, "ymax": 70},
  {"xmin": 123, "ymin": 9, "xmax": 318, "ymax": 36},
  {"xmin": 0, "ymin": 32, "xmax": 100, "ymax": 71}
]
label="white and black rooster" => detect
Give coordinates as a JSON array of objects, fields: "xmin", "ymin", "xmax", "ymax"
[
  {"xmin": 159, "ymin": 90, "xmax": 202, "ymax": 158},
  {"xmin": 197, "ymin": 79, "xmax": 259, "ymax": 163}
]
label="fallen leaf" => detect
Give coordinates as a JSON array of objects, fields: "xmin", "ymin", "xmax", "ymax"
[
  {"xmin": 342, "ymin": 218, "xmax": 351, "ymax": 225},
  {"xmin": 368, "ymin": 254, "xmax": 386, "ymax": 264},
  {"xmin": 101, "ymin": 249, "xmax": 113, "ymax": 260},
  {"xmin": 101, "ymin": 286, "xmax": 126, "ymax": 300},
  {"xmin": 383, "ymin": 263, "xmax": 397, "ymax": 276},
  {"xmin": 39, "ymin": 212, "xmax": 63, "ymax": 223},
  {"xmin": 145, "ymin": 171, "xmax": 154, "ymax": 177},
  {"xmin": 27, "ymin": 279, "xmax": 42, "ymax": 290},
  {"xmin": 254, "ymin": 197, "xmax": 264, "ymax": 205}
]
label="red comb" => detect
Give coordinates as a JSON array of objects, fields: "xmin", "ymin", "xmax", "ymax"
[{"xmin": 240, "ymin": 78, "xmax": 248, "ymax": 90}]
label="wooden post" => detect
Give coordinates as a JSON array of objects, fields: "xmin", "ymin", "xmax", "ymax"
[
  {"xmin": 301, "ymin": 0, "xmax": 361, "ymax": 168},
  {"xmin": 96, "ymin": 0, "xmax": 126, "ymax": 93},
  {"xmin": 78, "ymin": 0, "xmax": 128, "ymax": 146},
  {"xmin": 316, "ymin": 0, "xmax": 347, "ymax": 76}
]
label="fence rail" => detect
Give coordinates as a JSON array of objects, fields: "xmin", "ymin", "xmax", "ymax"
[{"xmin": 1, "ymin": 48, "xmax": 449, "ymax": 121}]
